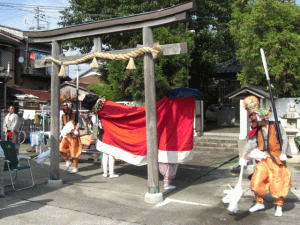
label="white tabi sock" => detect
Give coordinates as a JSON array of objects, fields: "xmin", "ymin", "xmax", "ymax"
[{"xmin": 249, "ymin": 203, "xmax": 265, "ymax": 213}]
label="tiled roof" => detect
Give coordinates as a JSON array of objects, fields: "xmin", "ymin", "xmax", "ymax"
[
  {"xmin": 0, "ymin": 30, "xmax": 23, "ymax": 46},
  {"xmin": 61, "ymin": 81, "xmax": 89, "ymax": 90},
  {"xmin": 8, "ymin": 86, "xmax": 51, "ymax": 102},
  {"xmin": 215, "ymin": 58, "xmax": 243, "ymax": 73},
  {"xmin": 0, "ymin": 25, "xmax": 24, "ymax": 39},
  {"xmin": 226, "ymin": 84, "xmax": 270, "ymax": 100}
]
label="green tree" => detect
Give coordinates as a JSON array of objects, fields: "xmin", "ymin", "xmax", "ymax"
[
  {"xmin": 103, "ymin": 24, "xmax": 194, "ymax": 101},
  {"xmin": 59, "ymin": 0, "xmax": 194, "ymax": 101},
  {"xmin": 230, "ymin": 0, "xmax": 300, "ymax": 97},
  {"xmin": 59, "ymin": 0, "xmax": 235, "ymax": 101},
  {"xmin": 87, "ymin": 83, "xmax": 121, "ymax": 101},
  {"xmin": 188, "ymin": 0, "xmax": 235, "ymax": 106},
  {"xmin": 58, "ymin": 0, "xmax": 185, "ymax": 53}
]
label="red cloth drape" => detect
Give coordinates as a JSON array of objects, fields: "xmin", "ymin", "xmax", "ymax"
[{"xmin": 98, "ymin": 97, "xmax": 195, "ymax": 157}]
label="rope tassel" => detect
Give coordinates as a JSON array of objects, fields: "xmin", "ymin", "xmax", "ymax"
[
  {"xmin": 126, "ymin": 57, "xmax": 136, "ymax": 71},
  {"xmin": 58, "ymin": 65, "xmax": 66, "ymax": 77},
  {"xmin": 90, "ymin": 57, "xmax": 100, "ymax": 70}
]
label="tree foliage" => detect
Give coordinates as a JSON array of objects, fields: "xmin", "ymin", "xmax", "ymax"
[
  {"xmin": 189, "ymin": 0, "xmax": 235, "ymax": 90},
  {"xmin": 102, "ymin": 24, "xmax": 194, "ymax": 101},
  {"xmin": 58, "ymin": 0, "xmax": 186, "ymax": 53},
  {"xmin": 230, "ymin": 0, "xmax": 300, "ymax": 97},
  {"xmin": 59, "ymin": 0, "xmax": 235, "ymax": 101}
]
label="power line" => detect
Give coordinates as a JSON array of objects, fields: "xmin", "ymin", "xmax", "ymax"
[
  {"xmin": 0, "ymin": 6, "xmax": 34, "ymax": 14},
  {"xmin": 0, "ymin": 2, "xmax": 67, "ymax": 10},
  {"xmin": 0, "ymin": 2, "xmax": 69, "ymax": 30}
]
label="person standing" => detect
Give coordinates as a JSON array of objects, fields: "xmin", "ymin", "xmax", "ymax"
[
  {"xmin": 99, "ymin": 118, "xmax": 119, "ymax": 178},
  {"xmin": 3, "ymin": 106, "xmax": 20, "ymax": 151},
  {"xmin": 81, "ymin": 94, "xmax": 119, "ymax": 178},
  {"xmin": 239, "ymin": 95, "xmax": 291, "ymax": 217},
  {"xmin": 59, "ymin": 102, "xmax": 82, "ymax": 173},
  {"xmin": 159, "ymin": 163, "xmax": 178, "ymax": 190}
]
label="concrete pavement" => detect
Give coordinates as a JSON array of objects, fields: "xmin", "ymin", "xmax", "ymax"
[{"xmin": 0, "ymin": 143, "xmax": 300, "ymax": 224}]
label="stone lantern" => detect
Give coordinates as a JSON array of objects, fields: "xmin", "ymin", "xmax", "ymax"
[{"xmin": 282, "ymin": 101, "xmax": 300, "ymax": 162}]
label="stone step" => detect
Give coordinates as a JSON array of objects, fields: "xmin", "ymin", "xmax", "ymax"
[
  {"xmin": 198, "ymin": 135, "xmax": 239, "ymax": 140},
  {"xmin": 193, "ymin": 133, "xmax": 240, "ymax": 155},
  {"xmin": 193, "ymin": 146, "xmax": 239, "ymax": 153},
  {"xmin": 202, "ymin": 132, "xmax": 239, "ymax": 138},
  {"xmin": 195, "ymin": 142, "xmax": 238, "ymax": 148},
  {"xmin": 194, "ymin": 136, "xmax": 239, "ymax": 145}
]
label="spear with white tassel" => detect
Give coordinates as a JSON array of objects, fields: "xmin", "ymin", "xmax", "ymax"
[
  {"xmin": 222, "ymin": 164, "xmax": 245, "ymax": 213},
  {"xmin": 260, "ymin": 48, "xmax": 282, "ymax": 150}
]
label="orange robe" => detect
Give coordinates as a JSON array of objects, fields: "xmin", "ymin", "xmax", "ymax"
[
  {"xmin": 250, "ymin": 122, "xmax": 291, "ymax": 206},
  {"xmin": 59, "ymin": 112, "xmax": 82, "ymax": 159}
]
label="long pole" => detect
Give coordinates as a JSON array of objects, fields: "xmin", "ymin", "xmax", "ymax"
[
  {"xmin": 75, "ymin": 68, "xmax": 79, "ymax": 124},
  {"xmin": 260, "ymin": 48, "xmax": 282, "ymax": 149},
  {"xmin": 3, "ymin": 82, "xmax": 6, "ymax": 114},
  {"xmin": 4, "ymin": 63, "xmax": 9, "ymax": 113}
]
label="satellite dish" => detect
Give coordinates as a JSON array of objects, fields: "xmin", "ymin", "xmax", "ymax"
[{"xmin": 18, "ymin": 56, "xmax": 24, "ymax": 63}]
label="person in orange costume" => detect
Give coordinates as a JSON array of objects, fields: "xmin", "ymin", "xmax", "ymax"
[
  {"xmin": 239, "ymin": 95, "xmax": 291, "ymax": 217},
  {"xmin": 59, "ymin": 102, "xmax": 82, "ymax": 173}
]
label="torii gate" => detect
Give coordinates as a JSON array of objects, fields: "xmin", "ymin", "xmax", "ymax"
[{"xmin": 25, "ymin": 1, "xmax": 196, "ymax": 203}]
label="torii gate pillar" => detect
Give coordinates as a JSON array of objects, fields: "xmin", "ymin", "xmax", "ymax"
[
  {"xmin": 143, "ymin": 27, "xmax": 163, "ymax": 203},
  {"xmin": 48, "ymin": 40, "xmax": 63, "ymax": 187}
]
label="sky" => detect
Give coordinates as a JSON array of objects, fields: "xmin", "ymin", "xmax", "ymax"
[
  {"xmin": 0, "ymin": 0, "xmax": 85, "ymax": 78},
  {"xmin": 0, "ymin": 0, "xmax": 70, "ymax": 30},
  {"xmin": 1, "ymin": 0, "xmax": 299, "ymax": 30}
]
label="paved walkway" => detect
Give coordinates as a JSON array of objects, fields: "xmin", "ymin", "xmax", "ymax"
[{"xmin": 0, "ymin": 143, "xmax": 300, "ymax": 224}]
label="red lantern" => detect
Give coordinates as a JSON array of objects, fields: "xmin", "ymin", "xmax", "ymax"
[{"xmin": 29, "ymin": 52, "xmax": 36, "ymax": 61}]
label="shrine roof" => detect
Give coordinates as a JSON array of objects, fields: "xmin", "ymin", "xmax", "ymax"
[{"xmin": 226, "ymin": 84, "xmax": 270, "ymax": 100}]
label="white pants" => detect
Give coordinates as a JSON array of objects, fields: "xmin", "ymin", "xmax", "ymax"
[{"xmin": 102, "ymin": 153, "xmax": 115, "ymax": 176}]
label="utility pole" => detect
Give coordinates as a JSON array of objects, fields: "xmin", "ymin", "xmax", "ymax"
[
  {"xmin": 34, "ymin": 6, "xmax": 46, "ymax": 30},
  {"xmin": 35, "ymin": 6, "xmax": 40, "ymax": 30}
]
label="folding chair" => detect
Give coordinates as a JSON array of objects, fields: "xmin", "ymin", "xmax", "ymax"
[{"xmin": 0, "ymin": 141, "xmax": 35, "ymax": 191}]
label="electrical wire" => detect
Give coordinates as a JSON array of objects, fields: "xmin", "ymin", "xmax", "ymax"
[
  {"xmin": 0, "ymin": 2, "xmax": 68, "ymax": 17},
  {"xmin": 0, "ymin": 1, "xmax": 68, "ymax": 29},
  {"xmin": 0, "ymin": 2, "xmax": 67, "ymax": 10}
]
